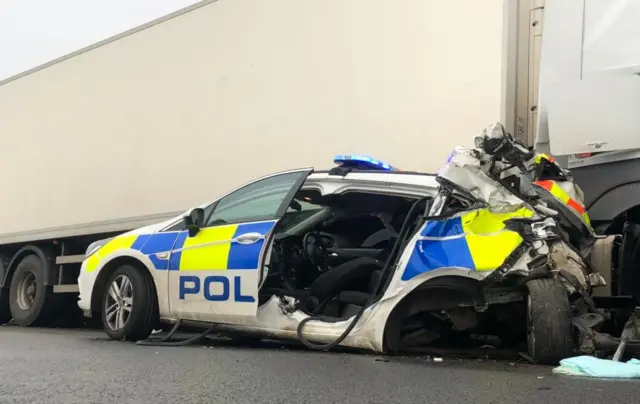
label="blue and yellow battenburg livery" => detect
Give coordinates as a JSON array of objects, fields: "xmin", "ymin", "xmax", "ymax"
[
  {"xmin": 401, "ymin": 207, "xmax": 534, "ymax": 281},
  {"xmin": 84, "ymin": 221, "xmax": 277, "ymax": 273},
  {"xmin": 86, "ymin": 206, "xmax": 534, "ymax": 282}
]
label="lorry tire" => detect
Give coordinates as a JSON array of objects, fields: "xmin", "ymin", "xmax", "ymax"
[
  {"xmin": 102, "ymin": 264, "xmax": 157, "ymax": 341},
  {"xmin": 0, "ymin": 255, "xmax": 11, "ymax": 324},
  {"xmin": 9, "ymin": 255, "xmax": 59, "ymax": 327},
  {"xmin": 0, "ymin": 288, "xmax": 11, "ymax": 325},
  {"xmin": 525, "ymin": 278, "xmax": 574, "ymax": 365}
]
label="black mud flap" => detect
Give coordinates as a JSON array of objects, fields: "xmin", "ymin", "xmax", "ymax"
[{"xmin": 618, "ymin": 222, "xmax": 640, "ymax": 303}]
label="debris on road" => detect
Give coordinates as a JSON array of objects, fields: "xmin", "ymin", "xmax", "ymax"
[{"xmin": 553, "ymin": 356, "xmax": 640, "ymax": 379}]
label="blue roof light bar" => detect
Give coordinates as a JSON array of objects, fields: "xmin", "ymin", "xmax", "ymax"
[{"xmin": 333, "ymin": 154, "xmax": 395, "ymax": 171}]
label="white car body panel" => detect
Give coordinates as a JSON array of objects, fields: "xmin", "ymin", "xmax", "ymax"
[
  {"xmin": 78, "ymin": 169, "xmax": 442, "ymax": 352},
  {"xmin": 210, "ymin": 239, "xmax": 488, "ymax": 352},
  {"xmin": 166, "ymin": 218, "xmax": 277, "ymax": 322}
]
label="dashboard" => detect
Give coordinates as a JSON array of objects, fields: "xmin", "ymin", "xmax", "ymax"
[{"xmin": 268, "ymin": 214, "xmax": 391, "ymax": 289}]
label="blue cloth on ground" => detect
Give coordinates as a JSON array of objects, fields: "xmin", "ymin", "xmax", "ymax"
[{"xmin": 553, "ymin": 356, "xmax": 640, "ymax": 378}]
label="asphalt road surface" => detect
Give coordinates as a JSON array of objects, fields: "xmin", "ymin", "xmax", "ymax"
[{"xmin": 0, "ymin": 327, "xmax": 638, "ymax": 404}]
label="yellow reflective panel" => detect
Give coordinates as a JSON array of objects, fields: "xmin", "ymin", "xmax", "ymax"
[
  {"xmin": 462, "ymin": 208, "xmax": 534, "ymax": 272},
  {"xmin": 179, "ymin": 224, "xmax": 238, "ymax": 271},
  {"xmin": 83, "ymin": 235, "xmax": 137, "ymax": 273},
  {"xmin": 101, "ymin": 235, "xmax": 138, "ymax": 255},
  {"xmin": 84, "ymin": 254, "xmax": 101, "ymax": 273}
]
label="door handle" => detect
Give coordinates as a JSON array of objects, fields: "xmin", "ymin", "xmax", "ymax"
[{"xmin": 235, "ymin": 232, "xmax": 262, "ymax": 245}]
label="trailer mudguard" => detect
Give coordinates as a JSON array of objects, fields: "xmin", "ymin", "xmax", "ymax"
[
  {"xmin": 1, "ymin": 246, "xmax": 57, "ymax": 288},
  {"xmin": 586, "ymin": 182, "xmax": 640, "ymax": 226},
  {"xmin": 0, "ymin": 254, "xmax": 8, "ymax": 289}
]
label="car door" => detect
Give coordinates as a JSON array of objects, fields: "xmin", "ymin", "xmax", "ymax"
[{"xmin": 167, "ymin": 168, "xmax": 312, "ymax": 322}]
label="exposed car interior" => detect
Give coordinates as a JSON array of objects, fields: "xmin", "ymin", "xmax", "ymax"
[{"xmin": 259, "ymin": 189, "xmax": 427, "ymax": 319}]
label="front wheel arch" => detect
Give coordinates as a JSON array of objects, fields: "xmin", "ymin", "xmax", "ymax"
[{"xmin": 90, "ymin": 256, "xmax": 158, "ymax": 318}]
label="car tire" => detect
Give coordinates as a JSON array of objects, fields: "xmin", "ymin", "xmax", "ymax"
[
  {"xmin": 9, "ymin": 255, "xmax": 60, "ymax": 327},
  {"xmin": 101, "ymin": 264, "xmax": 157, "ymax": 341},
  {"xmin": 525, "ymin": 278, "xmax": 574, "ymax": 365}
]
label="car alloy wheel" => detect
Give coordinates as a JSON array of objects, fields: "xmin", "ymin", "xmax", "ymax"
[{"xmin": 105, "ymin": 275, "xmax": 134, "ymax": 331}]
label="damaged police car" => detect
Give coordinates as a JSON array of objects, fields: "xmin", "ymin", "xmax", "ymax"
[{"xmin": 78, "ymin": 124, "xmax": 640, "ymax": 365}]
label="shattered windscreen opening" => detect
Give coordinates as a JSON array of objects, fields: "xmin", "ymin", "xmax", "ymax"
[
  {"xmin": 536, "ymin": 159, "xmax": 567, "ymax": 182},
  {"xmin": 428, "ymin": 177, "xmax": 486, "ymax": 219}
]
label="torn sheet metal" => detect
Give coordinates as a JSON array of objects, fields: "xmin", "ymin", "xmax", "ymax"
[{"xmin": 432, "ymin": 122, "xmax": 593, "ymax": 289}]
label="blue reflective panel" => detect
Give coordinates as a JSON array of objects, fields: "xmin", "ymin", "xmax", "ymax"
[{"xmin": 333, "ymin": 154, "xmax": 394, "ymax": 171}]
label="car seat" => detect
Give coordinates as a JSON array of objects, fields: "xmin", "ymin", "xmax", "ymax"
[
  {"xmin": 335, "ymin": 270, "xmax": 383, "ymax": 318},
  {"xmin": 260, "ymin": 257, "xmax": 384, "ymax": 313},
  {"xmin": 305, "ymin": 257, "xmax": 384, "ymax": 313}
]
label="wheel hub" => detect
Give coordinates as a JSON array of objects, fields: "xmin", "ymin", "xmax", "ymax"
[
  {"xmin": 105, "ymin": 275, "xmax": 134, "ymax": 331},
  {"xmin": 16, "ymin": 271, "xmax": 37, "ymax": 311}
]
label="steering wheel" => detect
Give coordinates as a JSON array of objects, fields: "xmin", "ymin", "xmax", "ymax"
[{"xmin": 302, "ymin": 232, "xmax": 329, "ymax": 271}]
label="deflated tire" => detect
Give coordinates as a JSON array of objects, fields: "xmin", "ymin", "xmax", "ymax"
[{"xmin": 525, "ymin": 278, "xmax": 574, "ymax": 365}]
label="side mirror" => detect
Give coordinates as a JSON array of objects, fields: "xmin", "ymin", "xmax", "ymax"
[{"xmin": 183, "ymin": 207, "xmax": 205, "ymax": 237}]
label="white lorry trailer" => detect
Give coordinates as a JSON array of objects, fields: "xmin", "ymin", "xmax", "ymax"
[
  {"xmin": 505, "ymin": 0, "xmax": 640, "ymax": 305},
  {"xmin": 0, "ymin": 0, "xmax": 638, "ymax": 328},
  {"xmin": 505, "ymin": 0, "xmax": 640, "ymax": 236},
  {"xmin": 0, "ymin": 0, "xmax": 505, "ymax": 327}
]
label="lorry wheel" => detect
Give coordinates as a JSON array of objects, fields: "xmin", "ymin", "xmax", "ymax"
[
  {"xmin": 0, "ymin": 288, "xmax": 11, "ymax": 325},
  {"xmin": 525, "ymin": 278, "xmax": 574, "ymax": 365},
  {"xmin": 9, "ymin": 255, "xmax": 59, "ymax": 327},
  {"xmin": 102, "ymin": 265, "xmax": 157, "ymax": 341},
  {"xmin": 0, "ymin": 255, "xmax": 12, "ymax": 324}
]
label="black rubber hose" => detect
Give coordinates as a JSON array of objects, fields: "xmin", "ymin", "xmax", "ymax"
[
  {"xmin": 296, "ymin": 197, "xmax": 429, "ymax": 351},
  {"xmin": 136, "ymin": 321, "xmax": 182, "ymax": 344},
  {"xmin": 136, "ymin": 321, "xmax": 217, "ymax": 347}
]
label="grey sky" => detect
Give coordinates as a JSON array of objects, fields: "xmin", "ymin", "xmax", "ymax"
[{"xmin": 0, "ymin": 0, "xmax": 198, "ymax": 80}]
